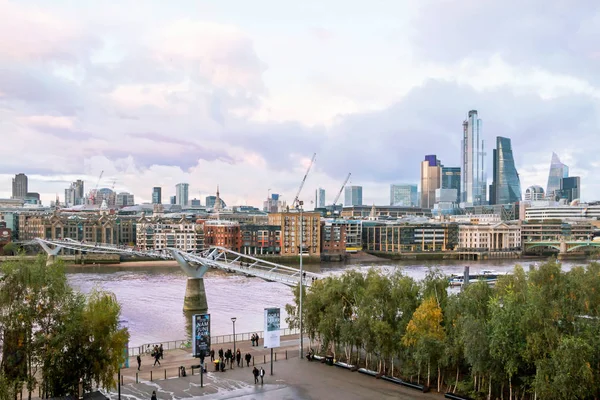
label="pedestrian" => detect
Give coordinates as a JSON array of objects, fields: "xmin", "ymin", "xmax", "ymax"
[
  {"xmin": 219, "ymin": 348, "xmax": 224, "ymax": 359},
  {"xmin": 159, "ymin": 344, "xmax": 164, "ymax": 359},
  {"xmin": 151, "ymin": 390, "xmax": 157, "ymax": 400},
  {"xmin": 236, "ymin": 349, "xmax": 241, "ymax": 367},
  {"xmin": 210, "ymin": 349, "xmax": 215, "ymax": 362},
  {"xmin": 250, "ymin": 333, "xmax": 254, "ymax": 346},
  {"xmin": 137, "ymin": 354, "xmax": 141, "ymax": 371},
  {"xmin": 252, "ymin": 367, "xmax": 259, "ymax": 384},
  {"xmin": 153, "ymin": 350, "xmax": 161, "ymax": 367},
  {"xmin": 245, "ymin": 353, "xmax": 251, "ymax": 367},
  {"xmin": 260, "ymin": 367, "xmax": 265, "ymax": 384}
]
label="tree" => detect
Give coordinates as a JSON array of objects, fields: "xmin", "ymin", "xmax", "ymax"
[
  {"xmin": 402, "ymin": 296, "xmax": 446, "ymax": 387},
  {"xmin": 0, "ymin": 256, "xmax": 129, "ymax": 397},
  {"xmin": 2, "ymin": 242, "xmax": 17, "ymax": 256}
]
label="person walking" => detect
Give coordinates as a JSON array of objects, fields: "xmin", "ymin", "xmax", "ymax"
[
  {"xmin": 236, "ymin": 349, "xmax": 241, "ymax": 367},
  {"xmin": 153, "ymin": 350, "xmax": 161, "ymax": 367},
  {"xmin": 137, "ymin": 355, "xmax": 141, "ymax": 371},
  {"xmin": 210, "ymin": 349, "xmax": 215, "ymax": 362},
  {"xmin": 245, "ymin": 353, "xmax": 251, "ymax": 367},
  {"xmin": 252, "ymin": 367, "xmax": 259, "ymax": 384},
  {"xmin": 151, "ymin": 390, "xmax": 157, "ymax": 400},
  {"xmin": 259, "ymin": 367, "xmax": 265, "ymax": 384},
  {"xmin": 159, "ymin": 344, "xmax": 164, "ymax": 359}
]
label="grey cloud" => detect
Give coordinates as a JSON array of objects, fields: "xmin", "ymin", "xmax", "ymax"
[{"xmin": 411, "ymin": 0, "xmax": 600, "ymax": 81}]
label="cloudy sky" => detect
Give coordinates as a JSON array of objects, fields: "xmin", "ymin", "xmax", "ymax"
[{"xmin": 1, "ymin": 0, "xmax": 599, "ymax": 206}]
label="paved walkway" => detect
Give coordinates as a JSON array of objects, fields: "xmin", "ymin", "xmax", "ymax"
[{"xmin": 109, "ymin": 336, "xmax": 442, "ymax": 400}]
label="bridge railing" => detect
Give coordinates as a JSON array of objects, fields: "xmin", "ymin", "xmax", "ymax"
[{"xmin": 128, "ymin": 327, "xmax": 300, "ymax": 357}]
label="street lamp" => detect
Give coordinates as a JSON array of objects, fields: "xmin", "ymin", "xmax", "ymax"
[
  {"xmin": 231, "ymin": 317, "xmax": 237, "ymax": 364},
  {"xmin": 299, "ymin": 200, "xmax": 304, "ymax": 358}
]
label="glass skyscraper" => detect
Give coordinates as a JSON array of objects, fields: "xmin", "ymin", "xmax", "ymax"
[
  {"xmin": 489, "ymin": 136, "xmax": 521, "ymax": 205},
  {"xmin": 461, "ymin": 110, "xmax": 486, "ymax": 205},
  {"xmin": 344, "ymin": 186, "xmax": 363, "ymax": 206},
  {"xmin": 420, "ymin": 155, "xmax": 441, "ymax": 209},
  {"xmin": 441, "ymin": 167, "xmax": 461, "ymax": 204},
  {"xmin": 175, "ymin": 183, "xmax": 189, "ymax": 206},
  {"xmin": 546, "ymin": 152, "xmax": 569, "ymax": 199},
  {"xmin": 390, "ymin": 184, "xmax": 418, "ymax": 206}
]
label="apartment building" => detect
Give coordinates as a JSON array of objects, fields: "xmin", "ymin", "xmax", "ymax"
[{"xmin": 268, "ymin": 211, "xmax": 321, "ymax": 256}]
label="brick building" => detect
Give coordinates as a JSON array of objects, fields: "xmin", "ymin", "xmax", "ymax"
[
  {"xmin": 320, "ymin": 221, "xmax": 346, "ymax": 261},
  {"xmin": 240, "ymin": 224, "xmax": 281, "ymax": 255},
  {"xmin": 201, "ymin": 220, "xmax": 242, "ymax": 252},
  {"xmin": 268, "ymin": 211, "xmax": 321, "ymax": 256}
]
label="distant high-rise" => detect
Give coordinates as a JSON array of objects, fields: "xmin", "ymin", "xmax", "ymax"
[
  {"xmin": 420, "ymin": 155, "xmax": 441, "ymax": 209},
  {"xmin": 315, "ymin": 188, "xmax": 326, "ymax": 208},
  {"xmin": 12, "ymin": 173, "xmax": 28, "ymax": 199},
  {"xmin": 546, "ymin": 152, "xmax": 569, "ymax": 199},
  {"xmin": 344, "ymin": 186, "xmax": 362, "ymax": 206},
  {"xmin": 558, "ymin": 177, "xmax": 580, "ymax": 202},
  {"xmin": 524, "ymin": 186, "xmax": 545, "ymax": 201},
  {"xmin": 206, "ymin": 195, "xmax": 227, "ymax": 209},
  {"xmin": 461, "ymin": 110, "xmax": 486, "ymax": 205},
  {"xmin": 152, "ymin": 187, "xmax": 162, "ymax": 204},
  {"xmin": 116, "ymin": 192, "xmax": 135, "ymax": 207},
  {"xmin": 441, "ymin": 167, "xmax": 461, "ymax": 204},
  {"xmin": 175, "ymin": 183, "xmax": 189, "ymax": 206},
  {"xmin": 390, "ymin": 184, "xmax": 418, "ymax": 206},
  {"xmin": 170, "ymin": 196, "xmax": 176, "ymax": 205},
  {"xmin": 489, "ymin": 137, "xmax": 521, "ymax": 205},
  {"xmin": 64, "ymin": 179, "xmax": 85, "ymax": 207}
]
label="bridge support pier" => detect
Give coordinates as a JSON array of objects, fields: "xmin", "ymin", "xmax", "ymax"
[
  {"xmin": 35, "ymin": 239, "xmax": 63, "ymax": 266},
  {"xmin": 184, "ymin": 278, "xmax": 208, "ymax": 312}
]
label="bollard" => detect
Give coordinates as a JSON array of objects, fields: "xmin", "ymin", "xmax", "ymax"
[
  {"xmin": 136, "ymin": 373, "xmax": 138, "ymax": 384},
  {"xmin": 121, "ymin": 375, "xmax": 124, "ymax": 385},
  {"xmin": 151, "ymin": 371, "xmax": 153, "ymax": 381},
  {"xmin": 286, "ymin": 350, "xmax": 288, "ymax": 360},
  {"xmin": 179, "ymin": 367, "xmax": 181, "ymax": 377},
  {"xmin": 253, "ymin": 356, "xmax": 255, "ymax": 366},
  {"xmin": 275, "ymin": 352, "xmax": 277, "ymax": 362},
  {"xmin": 264, "ymin": 354, "xmax": 266, "ymax": 364},
  {"xmin": 164, "ymin": 369, "xmax": 166, "ymax": 380}
]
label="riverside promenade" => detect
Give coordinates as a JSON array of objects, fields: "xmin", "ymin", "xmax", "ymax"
[{"xmin": 109, "ymin": 334, "xmax": 441, "ymax": 400}]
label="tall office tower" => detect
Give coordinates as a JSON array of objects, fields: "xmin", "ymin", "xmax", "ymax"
[
  {"xmin": 64, "ymin": 180, "xmax": 85, "ymax": 206},
  {"xmin": 175, "ymin": 183, "xmax": 189, "ymax": 206},
  {"xmin": 461, "ymin": 110, "xmax": 486, "ymax": 205},
  {"xmin": 489, "ymin": 137, "xmax": 521, "ymax": 205},
  {"xmin": 420, "ymin": 155, "xmax": 441, "ymax": 209},
  {"xmin": 344, "ymin": 186, "xmax": 363, "ymax": 206},
  {"xmin": 546, "ymin": 152, "xmax": 569, "ymax": 199},
  {"xmin": 315, "ymin": 188, "xmax": 326, "ymax": 208},
  {"xmin": 524, "ymin": 185, "xmax": 545, "ymax": 201},
  {"xmin": 116, "ymin": 192, "xmax": 135, "ymax": 207},
  {"xmin": 152, "ymin": 187, "xmax": 162, "ymax": 204},
  {"xmin": 390, "ymin": 184, "xmax": 418, "ymax": 206},
  {"xmin": 170, "ymin": 196, "xmax": 176, "ymax": 205},
  {"xmin": 11, "ymin": 173, "xmax": 28, "ymax": 199},
  {"xmin": 558, "ymin": 177, "xmax": 580, "ymax": 202},
  {"xmin": 441, "ymin": 167, "xmax": 461, "ymax": 204}
]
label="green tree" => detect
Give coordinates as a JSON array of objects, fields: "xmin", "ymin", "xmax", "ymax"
[
  {"xmin": 0, "ymin": 256, "xmax": 129, "ymax": 397},
  {"xmin": 2, "ymin": 242, "xmax": 17, "ymax": 256}
]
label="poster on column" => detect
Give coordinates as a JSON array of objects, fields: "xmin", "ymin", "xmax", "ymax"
[
  {"xmin": 263, "ymin": 308, "xmax": 281, "ymax": 348},
  {"xmin": 192, "ymin": 313, "xmax": 211, "ymax": 358}
]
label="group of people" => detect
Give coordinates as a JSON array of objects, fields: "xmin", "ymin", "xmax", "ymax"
[
  {"xmin": 209, "ymin": 348, "xmax": 254, "ymax": 369},
  {"xmin": 136, "ymin": 344, "xmax": 164, "ymax": 370},
  {"xmin": 252, "ymin": 366, "xmax": 266, "ymax": 384},
  {"xmin": 250, "ymin": 333, "xmax": 260, "ymax": 346}
]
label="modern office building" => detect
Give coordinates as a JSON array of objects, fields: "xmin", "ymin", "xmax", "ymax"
[
  {"xmin": 152, "ymin": 187, "xmax": 162, "ymax": 204},
  {"xmin": 315, "ymin": 188, "xmax": 326, "ymax": 208},
  {"xmin": 170, "ymin": 196, "xmax": 176, "ymax": 205},
  {"xmin": 175, "ymin": 183, "xmax": 189, "ymax": 206},
  {"xmin": 546, "ymin": 152, "xmax": 569, "ymax": 199},
  {"xmin": 558, "ymin": 176, "xmax": 580, "ymax": 202},
  {"xmin": 489, "ymin": 137, "xmax": 521, "ymax": 205},
  {"xmin": 190, "ymin": 199, "xmax": 202, "ymax": 207},
  {"xmin": 12, "ymin": 173, "xmax": 28, "ymax": 199},
  {"xmin": 64, "ymin": 180, "xmax": 85, "ymax": 207},
  {"xmin": 116, "ymin": 192, "xmax": 135, "ymax": 207},
  {"xmin": 421, "ymin": 155, "xmax": 441, "ymax": 209},
  {"xmin": 461, "ymin": 110, "xmax": 486, "ymax": 206},
  {"xmin": 524, "ymin": 186, "xmax": 545, "ymax": 201},
  {"xmin": 344, "ymin": 186, "xmax": 363, "ymax": 206},
  {"xmin": 390, "ymin": 184, "xmax": 418, "ymax": 206},
  {"xmin": 441, "ymin": 167, "xmax": 461, "ymax": 204}
]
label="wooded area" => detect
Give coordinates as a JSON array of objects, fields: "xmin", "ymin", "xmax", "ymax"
[{"xmin": 286, "ymin": 261, "xmax": 600, "ymax": 399}]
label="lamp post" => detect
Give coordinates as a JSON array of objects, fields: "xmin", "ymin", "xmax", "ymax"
[
  {"xmin": 299, "ymin": 200, "xmax": 304, "ymax": 358},
  {"xmin": 231, "ymin": 317, "xmax": 237, "ymax": 364}
]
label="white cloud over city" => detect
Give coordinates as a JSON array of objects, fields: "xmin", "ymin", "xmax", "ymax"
[{"xmin": 1, "ymin": 0, "xmax": 600, "ymax": 206}]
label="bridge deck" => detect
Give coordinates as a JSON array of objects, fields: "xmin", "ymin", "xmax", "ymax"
[{"xmin": 33, "ymin": 238, "xmax": 321, "ymax": 287}]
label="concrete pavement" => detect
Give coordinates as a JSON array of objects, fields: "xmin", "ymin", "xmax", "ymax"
[{"xmin": 109, "ymin": 336, "xmax": 442, "ymax": 399}]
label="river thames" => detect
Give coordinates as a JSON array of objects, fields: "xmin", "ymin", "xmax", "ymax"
[{"xmin": 66, "ymin": 258, "xmax": 579, "ymax": 347}]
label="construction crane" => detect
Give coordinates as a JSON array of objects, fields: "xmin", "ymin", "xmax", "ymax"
[
  {"xmin": 332, "ymin": 173, "xmax": 352, "ymax": 206},
  {"xmin": 292, "ymin": 153, "xmax": 316, "ymax": 209},
  {"xmin": 88, "ymin": 170, "xmax": 104, "ymax": 204}
]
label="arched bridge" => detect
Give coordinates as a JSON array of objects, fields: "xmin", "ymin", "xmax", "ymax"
[
  {"xmin": 523, "ymin": 240, "xmax": 600, "ymax": 254},
  {"xmin": 33, "ymin": 238, "xmax": 322, "ymax": 289}
]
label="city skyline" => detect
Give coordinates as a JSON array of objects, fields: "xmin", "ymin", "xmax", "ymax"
[{"xmin": 1, "ymin": 1, "xmax": 599, "ymax": 205}]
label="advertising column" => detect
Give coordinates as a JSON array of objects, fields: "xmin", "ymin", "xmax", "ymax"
[
  {"xmin": 264, "ymin": 308, "xmax": 281, "ymax": 375},
  {"xmin": 192, "ymin": 313, "xmax": 210, "ymax": 386}
]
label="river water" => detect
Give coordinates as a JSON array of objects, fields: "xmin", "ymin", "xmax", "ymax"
[{"xmin": 66, "ymin": 258, "xmax": 582, "ymax": 347}]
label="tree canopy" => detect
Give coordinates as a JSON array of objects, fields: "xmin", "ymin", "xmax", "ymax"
[
  {"xmin": 0, "ymin": 256, "xmax": 129, "ymax": 398},
  {"xmin": 287, "ymin": 261, "xmax": 600, "ymax": 399}
]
